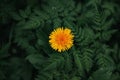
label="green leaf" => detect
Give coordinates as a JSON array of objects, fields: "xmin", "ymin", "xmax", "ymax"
[
  {"xmin": 63, "ymin": 52, "xmax": 72, "ymax": 73},
  {"xmin": 43, "ymin": 54, "xmax": 64, "ymax": 71},
  {"xmin": 75, "ymin": 3, "xmax": 81, "ymax": 13},
  {"xmin": 11, "ymin": 12, "xmax": 22, "ymax": 21},
  {"xmin": 96, "ymin": 53, "xmax": 115, "ymax": 71},
  {"xmin": 71, "ymin": 76, "xmax": 81, "ymax": 80},
  {"xmin": 73, "ymin": 50, "xmax": 85, "ymax": 77},
  {"xmin": 26, "ymin": 54, "xmax": 45, "ymax": 69},
  {"xmin": 101, "ymin": 29, "xmax": 117, "ymax": 41},
  {"xmin": 53, "ymin": 18, "xmax": 62, "ymax": 28},
  {"xmin": 35, "ymin": 71, "xmax": 53, "ymax": 80},
  {"xmin": 22, "ymin": 16, "xmax": 41, "ymax": 29},
  {"xmin": 88, "ymin": 68, "xmax": 112, "ymax": 80},
  {"xmin": 19, "ymin": 10, "xmax": 28, "ymax": 18},
  {"xmin": 82, "ymin": 49, "xmax": 93, "ymax": 72},
  {"xmin": 0, "ymin": 43, "xmax": 10, "ymax": 59}
]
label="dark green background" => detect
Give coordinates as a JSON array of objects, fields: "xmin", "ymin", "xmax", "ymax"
[{"xmin": 0, "ymin": 0, "xmax": 120, "ymax": 80}]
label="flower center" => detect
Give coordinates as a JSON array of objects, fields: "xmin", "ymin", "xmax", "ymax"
[{"xmin": 56, "ymin": 35, "xmax": 67, "ymax": 45}]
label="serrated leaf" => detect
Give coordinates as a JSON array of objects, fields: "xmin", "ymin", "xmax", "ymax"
[
  {"xmin": 23, "ymin": 18, "xmax": 40, "ymax": 29},
  {"xmin": 82, "ymin": 49, "xmax": 93, "ymax": 72},
  {"xmin": 88, "ymin": 68, "xmax": 112, "ymax": 80},
  {"xmin": 43, "ymin": 54, "xmax": 64, "ymax": 71},
  {"xmin": 71, "ymin": 76, "xmax": 81, "ymax": 80},
  {"xmin": 73, "ymin": 50, "xmax": 85, "ymax": 77},
  {"xmin": 0, "ymin": 43, "xmax": 10, "ymax": 59},
  {"xmin": 26, "ymin": 54, "xmax": 45, "ymax": 69},
  {"xmin": 11, "ymin": 12, "xmax": 22, "ymax": 21},
  {"xmin": 19, "ymin": 10, "xmax": 28, "ymax": 18}
]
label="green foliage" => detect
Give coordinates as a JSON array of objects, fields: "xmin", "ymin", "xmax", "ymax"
[
  {"xmin": 73, "ymin": 26, "xmax": 95, "ymax": 46},
  {"xmin": 73, "ymin": 50, "xmax": 85, "ymax": 77},
  {"xmin": 88, "ymin": 68, "xmax": 112, "ymax": 80},
  {"xmin": 0, "ymin": 0, "xmax": 120, "ymax": 80},
  {"xmin": 81, "ymin": 49, "xmax": 93, "ymax": 72}
]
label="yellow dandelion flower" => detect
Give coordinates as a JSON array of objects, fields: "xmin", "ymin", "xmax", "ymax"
[{"xmin": 49, "ymin": 27, "xmax": 74, "ymax": 52}]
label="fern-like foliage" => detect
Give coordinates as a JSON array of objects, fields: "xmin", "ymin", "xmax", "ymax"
[
  {"xmin": 73, "ymin": 26, "xmax": 95, "ymax": 47},
  {"xmin": 0, "ymin": 0, "xmax": 120, "ymax": 80},
  {"xmin": 73, "ymin": 50, "xmax": 85, "ymax": 77},
  {"xmin": 88, "ymin": 68, "xmax": 112, "ymax": 80},
  {"xmin": 81, "ymin": 49, "xmax": 93, "ymax": 72}
]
